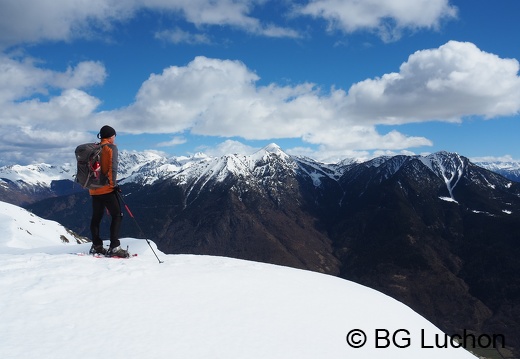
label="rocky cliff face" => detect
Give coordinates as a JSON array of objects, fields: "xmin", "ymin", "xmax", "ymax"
[{"xmin": 330, "ymin": 153, "xmax": 519, "ymax": 356}]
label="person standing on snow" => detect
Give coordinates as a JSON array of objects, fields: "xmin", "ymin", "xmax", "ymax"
[{"xmin": 88, "ymin": 125, "xmax": 129, "ymax": 258}]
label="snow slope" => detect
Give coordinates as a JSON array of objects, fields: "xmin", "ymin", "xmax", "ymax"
[
  {"xmin": 0, "ymin": 201, "xmax": 88, "ymax": 250},
  {"xmin": 0, "ymin": 201, "xmax": 476, "ymax": 359}
]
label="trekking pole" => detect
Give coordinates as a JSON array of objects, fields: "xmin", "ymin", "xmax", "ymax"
[{"xmin": 116, "ymin": 191, "xmax": 164, "ymax": 264}]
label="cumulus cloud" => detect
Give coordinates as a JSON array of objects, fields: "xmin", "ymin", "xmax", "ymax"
[
  {"xmin": 0, "ymin": 56, "xmax": 106, "ymax": 103},
  {"xmin": 2, "ymin": 40, "xmax": 520, "ymax": 165},
  {"xmin": 0, "ymin": 123, "xmax": 92, "ymax": 165},
  {"xmin": 0, "ymin": 56, "xmax": 105, "ymax": 165},
  {"xmin": 0, "ymin": 0, "xmax": 298, "ymax": 49},
  {"xmin": 345, "ymin": 41, "xmax": 520, "ymax": 123},
  {"xmin": 302, "ymin": 126, "xmax": 432, "ymax": 150},
  {"xmin": 0, "ymin": 56, "xmax": 105, "ymax": 126},
  {"xmin": 97, "ymin": 41, "xmax": 520, "ymax": 156},
  {"xmin": 52, "ymin": 61, "xmax": 107, "ymax": 89},
  {"xmin": 3, "ymin": 1, "xmax": 518, "ymax": 166},
  {"xmin": 98, "ymin": 56, "xmax": 333, "ymax": 139},
  {"xmin": 0, "ymin": 0, "xmax": 456, "ymax": 49},
  {"xmin": 200, "ymin": 139, "xmax": 259, "ymax": 157},
  {"xmin": 297, "ymin": 0, "xmax": 458, "ymax": 41}
]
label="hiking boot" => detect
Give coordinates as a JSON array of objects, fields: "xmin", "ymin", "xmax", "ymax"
[
  {"xmin": 107, "ymin": 246, "xmax": 129, "ymax": 258},
  {"xmin": 89, "ymin": 244, "xmax": 107, "ymax": 255}
]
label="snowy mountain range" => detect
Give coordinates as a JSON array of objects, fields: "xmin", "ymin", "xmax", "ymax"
[
  {"xmin": 474, "ymin": 159, "xmax": 520, "ymax": 182},
  {"xmin": 2, "ymin": 144, "xmax": 520, "ymax": 358},
  {"xmin": 1, "ymin": 143, "xmax": 520, "ymax": 205},
  {"xmin": 0, "ymin": 200, "xmax": 478, "ymax": 359}
]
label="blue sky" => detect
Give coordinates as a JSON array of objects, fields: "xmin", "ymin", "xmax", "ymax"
[{"xmin": 1, "ymin": 0, "xmax": 520, "ymax": 165}]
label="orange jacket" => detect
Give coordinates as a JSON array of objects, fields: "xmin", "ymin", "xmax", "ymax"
[{"xmin": 89, "ymin": 138, "xmax": 118, "ymax": 196}]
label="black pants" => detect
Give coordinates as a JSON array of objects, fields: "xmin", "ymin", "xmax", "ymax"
[{"xmin": 90, "ymin": 191, "xmax": 123, "ymax": 248}]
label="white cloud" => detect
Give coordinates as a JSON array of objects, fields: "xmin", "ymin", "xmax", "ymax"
[
  {"xmin": 0, "ymin": 124, "xmax": 91, "ymax": 166},
  {"xmin": 147, "ymin": 0, "xmax": 298, "ymax": 38},
  {"xmin": 99, "ymin": 56, "xmax": 336, "ymax": 140},
  {"xmin": 302, "ymin": 126, "xmax": 432, "ymax": 150},
  {"xmin": 297, "ymin": 0, "xmax": 457, "ymax": 41},
  {"xmin": 345, "ymin": 41, "xmax": 520, "ymax": 123},
  {"xmin": 99, "ymin": 41, "xmax": 520, "ymax": 157},
  {"xmin": 2, "ymin": 1, "xmax": 517, "ymax": 166},
  {"xmin": 0, "ymin": 0, "xmax": 298, "ymax": 49},
  {"xmin": 0, "ymin": 56, "xmax": 106, "ymax": 103},
  {"xmin": 52, "ymin": 61, "xmax": 107, "ymax": 89},
  {"xmin": 0, "ymin": 0, "xmax": 458, "ymax": 48},
  {"xmin": 0, "ymin": 0, "xmax": 135, "ymax": 48},
  {"xmin": 0, "ymin": 56, "xmax": 104, "ymax": 128},
  {"xmin": 200, "ymin": 139, "xmax": 259, "ymax": 157},
  {"xmin": 0, "ymin": 55, "xmax": 105, "ymax": 165},
  {"xmin": 2, "ymin": 41, "xmax": 520, "ymax": 165},
  {"xmin": 153, "ymin": 0, "xmax": 259, "ymax": 28},
  {"xmin": 157, "ymin": 136, "xmax": 188, "ymax": 147},
  {"xmin": 19, "ymin": 89, "xmax": 101, "ymax": 121}
]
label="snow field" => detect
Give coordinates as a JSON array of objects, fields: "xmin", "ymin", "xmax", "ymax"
[{"xmin": 0, "ymin": 201, "xmax": 476, "ymax": 358}]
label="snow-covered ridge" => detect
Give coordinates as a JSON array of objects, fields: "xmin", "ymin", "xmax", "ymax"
[
  {"xmin": 122, "ymin": 143, "xmax": 300, "ymax": 187},
  {"xmin": 0, "ymin": 163, "xmax": 74, "ymax": 188},
  {"xmin": 475, "ymin": 160, "xmax": 520, "ymax": 172},
  {"xmin": 1, "ymin": 144, "xmax": 519, "ymax": 189},
  {"xmin": 0, "ymin": 201, "xmax": 476, "ymax": 359},
  {"xmin": 475, "ymin": 160, "xmax": 520, "ymax": 182}
]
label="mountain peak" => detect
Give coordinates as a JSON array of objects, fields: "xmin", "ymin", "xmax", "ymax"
[
  {"xmin": 253, "ymin": 143, "xmax": 290, "ymax": 161},
  {"xmin": 263, "ymin": 143, "xmax": 282, "ymax": 152}
]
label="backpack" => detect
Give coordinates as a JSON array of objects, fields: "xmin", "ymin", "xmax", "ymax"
[{"xmin": 74, "ymin": 143, "xmax": 108, "ymax": 189}]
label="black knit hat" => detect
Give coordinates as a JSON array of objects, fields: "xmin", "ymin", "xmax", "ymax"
[{"xmin": 98, "ymin": 125, "xmax": 116, "ymax": 139}]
